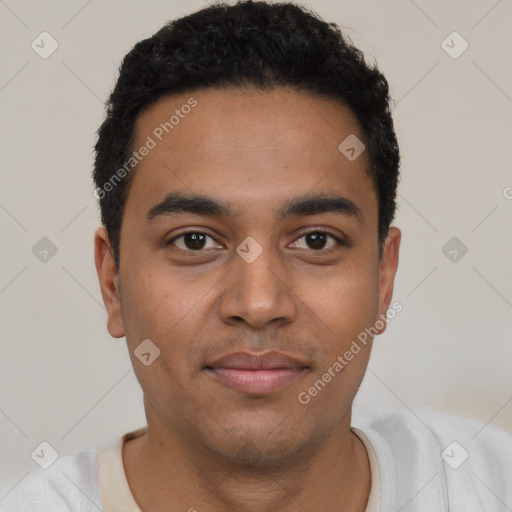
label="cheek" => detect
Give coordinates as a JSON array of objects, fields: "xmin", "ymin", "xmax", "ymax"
[
  {"xmin": 295, "ymin": 265, "xmax": 378, "ymax": 414},
  {"xmin": 121, "ymin": 265, "xmax": 204, "ymax": 341},
  {"xmin": 120, "ymin": 265, "xmax": 216, "ymax": 387},
  {"xmin": 294, "ymin": 255, "xmax": 379, "ymax": 350},
  {"xmin": 119, "ymin": 268, "xmax": 203, "ymax": 414}
]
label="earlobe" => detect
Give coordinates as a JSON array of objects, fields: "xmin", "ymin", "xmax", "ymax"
[
  {"xmin": 94, "ymin": 227, "xmax": 125, "ymax": 338},
  {"xmin": 375, "ymin": 226, "xmax": 401, "ymax": 335}
]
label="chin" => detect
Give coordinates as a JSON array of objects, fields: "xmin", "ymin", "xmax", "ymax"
[
  {"xmin": 212, "ymin": 438, "xmax": 304, "ymax": 468},
  {"xmin": 197, "ymin": 415, "xmax": 314, "ymax": 468}
]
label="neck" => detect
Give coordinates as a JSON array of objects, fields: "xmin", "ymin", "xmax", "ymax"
[{"xmin": 123, "ymin": 401, "xmax": 371, "ymax": 512}]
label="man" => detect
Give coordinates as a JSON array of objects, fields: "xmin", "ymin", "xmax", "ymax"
[{"xmin": 3, "ymin": 1, "xmax": 511, "ymax": 511}]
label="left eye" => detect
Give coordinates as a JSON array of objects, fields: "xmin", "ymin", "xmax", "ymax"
[{"xmin": 290, "ymin": 231, "xmax": 343, "ymax": 251}]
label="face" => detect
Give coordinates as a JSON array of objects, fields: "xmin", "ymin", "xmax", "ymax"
[{"xmin": 95, "ymin": 87, "xmax": 400, "ymax": 464}]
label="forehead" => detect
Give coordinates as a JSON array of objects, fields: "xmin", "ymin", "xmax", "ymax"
[{"xmin": 124, "ymin": 87, "xmax": 376, "ymax": 225}]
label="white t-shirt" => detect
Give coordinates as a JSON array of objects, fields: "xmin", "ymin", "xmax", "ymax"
[{"xmin": 1, "ymin": 409, "xmax": 511, "ymax": 511}]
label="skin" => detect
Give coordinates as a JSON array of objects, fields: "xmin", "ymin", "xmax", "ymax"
[{"xmin": 95, "ymin": 87, "xmax": 401, "ymax": 512}]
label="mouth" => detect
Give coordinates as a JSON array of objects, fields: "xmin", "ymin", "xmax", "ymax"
[{"xmin": 203, "ymin": 351, "xmax": 310, "ymax": 395}]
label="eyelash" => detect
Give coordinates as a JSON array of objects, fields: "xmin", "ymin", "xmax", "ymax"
[{"xmin": 166, "ymin": 229, "xmax": 346, "ymax": 253}]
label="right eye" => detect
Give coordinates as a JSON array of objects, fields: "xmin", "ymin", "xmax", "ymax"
[{"xmin": 166, "ymin": 231, "xmax": 223, "ymax": 252}]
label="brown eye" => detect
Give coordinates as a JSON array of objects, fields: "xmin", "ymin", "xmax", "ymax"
[
  {"xmin": 305, "ymin": 232, "xmax": 328, "ymax": 250},
  {"xmin": 290, "ymin": 231, "xmax": 344, "ymax": 251},
  {"xmin": 167, "ymin": 232, "xmax": 220, "ymax": 251}
]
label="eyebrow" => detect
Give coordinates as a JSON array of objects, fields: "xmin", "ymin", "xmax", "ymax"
[{"xmin": 145, "ymin": 192, "xmax": 364, "ymax": 224}]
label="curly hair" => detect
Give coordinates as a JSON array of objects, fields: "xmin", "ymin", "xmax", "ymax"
[{"xmin": 92, "ymin": 0, "xmax": 400, "ymax": 270}]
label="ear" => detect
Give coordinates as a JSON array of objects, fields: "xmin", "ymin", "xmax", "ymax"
[
  {"xmin": 375, "ymin": 226, "xmax": 401, "ymax": 335},
  {"xmin": 94, "ymin": 227, "xmax": 125, "ymax": 338}
]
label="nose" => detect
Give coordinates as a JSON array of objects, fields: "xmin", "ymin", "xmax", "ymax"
[{"xmin": 218, "ymin": 239, "xmax": 297, "ymax": 330}]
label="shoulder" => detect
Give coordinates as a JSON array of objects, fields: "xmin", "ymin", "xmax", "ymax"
[
  {"xmin": 1, "ymin": 449, "xmax": 101, "ymax": 512},
  {"xmin": 353, "ymin": 407, "xmax": 512, "ymax": 511},
  {"xmin": 420, "ymin": 409, "xmax": 512, "ymax": 500}
]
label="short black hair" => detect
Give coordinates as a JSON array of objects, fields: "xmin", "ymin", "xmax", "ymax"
[{"xmin": 92, "ymin": 0, "xmax": 400, "ymax": 270}]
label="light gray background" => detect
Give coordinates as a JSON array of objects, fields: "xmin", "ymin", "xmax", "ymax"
[{"xmin": 1, "ymin": 0, "xmax": 511, "ymax": 497}]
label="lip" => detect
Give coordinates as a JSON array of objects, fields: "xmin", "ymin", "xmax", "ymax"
[{"xmin": 203, "ymin": 351, "xmax": 310, "ymax": 395}]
